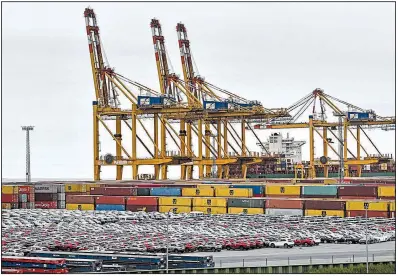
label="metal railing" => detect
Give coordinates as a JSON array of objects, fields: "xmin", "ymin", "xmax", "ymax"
[{"xmin": 215, "ymin": 251, "xmax": 396, "ymax": 268}]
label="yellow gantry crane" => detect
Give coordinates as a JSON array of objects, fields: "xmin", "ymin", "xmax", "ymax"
[{"xmin": 252, "ymin": 88, "xmax": 395, "ymax": 178}]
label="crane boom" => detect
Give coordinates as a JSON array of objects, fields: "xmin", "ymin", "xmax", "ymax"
[
  {"xmin": 176, "ymin": 23, "xmax": 199, "ymax": 99},
  {"xmin": 84, "ymin": 8, "xmax": 114, "ymax": 107}
]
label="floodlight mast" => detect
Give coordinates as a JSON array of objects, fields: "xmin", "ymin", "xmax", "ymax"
[{"xmin": 21, "ymin": 126, "xmax": 34, "ymax": 183}]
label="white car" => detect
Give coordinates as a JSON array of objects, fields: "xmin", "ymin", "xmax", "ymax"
[{"xmin": 270, "ymin": 239, "xmax": 294, "ymax": 248}]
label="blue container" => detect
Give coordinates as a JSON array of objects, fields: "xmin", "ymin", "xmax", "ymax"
[
  {"xmin": 138, "ymin": 96, "xmax": 163, "ymax": 106},
  {"xmin": 347, "ymin": 112, "xmax": 372, "ymax": 121},
  {"xmin": 230, "ymin": 185, "xmax": 264, "ymax": 196},
  {"xmin": 203, "ymin": 101, "xmax": 228, "ymax": 110},
  {"xmin": 95, "ymin": 204, "xmax": 125, "ymax": 211},
  {"xmin": 150, "ymin": 187, "xmax": 181, "ymax": 196},
  {"xmin": 302, "ymin": 185, "xmax": 338, "ymax": 196}
]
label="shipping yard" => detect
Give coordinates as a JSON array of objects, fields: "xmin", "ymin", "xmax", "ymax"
[{"xmin": 2, "ymin": 3, "xmax": 396, "ymax": 275}]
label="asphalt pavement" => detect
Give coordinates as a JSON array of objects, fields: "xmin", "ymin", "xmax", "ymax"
[{"xmin": 187, "ymin": 241, "xmax": 396, "ymax": 268}]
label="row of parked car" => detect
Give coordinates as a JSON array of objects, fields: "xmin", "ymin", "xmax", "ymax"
[{"xmin": 2, "ymin": 209, "xmax": 395, "ymax": 257}]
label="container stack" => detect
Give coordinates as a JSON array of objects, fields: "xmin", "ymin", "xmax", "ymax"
[
  {"xmin": 304, "ymin": 200, "xmax": 345, "ymax": 217},
  {"xmin": 66, "ymin": 195, "xmax": 96, "ymax": 210},
  {"xmin": 34, "ymin": 184, "xmax": 58, "ymax": 209},
  {"xmin": 227, "ymin": 198, "xmax": 264, "ymax": 214},
  {"xmin": 96, "ymin": 196, "xmax": 126, "ymax": 211},
  {"xmin": 2, "ymin": 186, "xmax": 18, "ymax": 209},
  {"xmin": 126, "ymin": 196, "xmax": 158, "ymax": 212},
  {"xmin": 158, "ymin": 197, "xmax": 192, "ymax": 213},
  {"xmin": 192, "ymin": 198, "xmax": 227, "ymax": 214},
  {"xmin": 345, "ymin": 201, "xmax": 389, "ymax": 218},
  {"xmin": 265, "ymin": 198, "xmax": 304, "ymax": 216}
]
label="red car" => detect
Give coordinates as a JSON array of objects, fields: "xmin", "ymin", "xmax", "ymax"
[{"xmin": 294, "ymin": 238, "xmax": 315, "ymax": 247}]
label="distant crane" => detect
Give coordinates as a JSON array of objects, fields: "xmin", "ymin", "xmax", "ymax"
[{"xmin": 21, "ymin": 126, "xmax": 34, "ymax": 183}]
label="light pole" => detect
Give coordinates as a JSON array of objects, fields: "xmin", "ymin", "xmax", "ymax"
[
  {"xmin": 166, "ymin": 208, "xmax": 177, "ymax": 274},
  {"xmin": 21, "ymin": 126, "xmax": 34, "ymax": 183},
  {"xmin": 364, "ymin": 202, "xmax": 369, "ymax": 273}
]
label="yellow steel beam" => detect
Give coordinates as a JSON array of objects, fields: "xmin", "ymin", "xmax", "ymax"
[
  {"xmin": 132, "ymin": 104, "xmax": 138, "ymax": 179},
  {"xmin": 116, "ymin": 117, "xmax": 123, "ymax": 180},
  {"xmin": 343, "ymin": 118, "xmax": 348, "ymax": 177},
  {"xmin": 357, "ymin": 126, "xmax": 362, "ymax": 176},
  {"xmin": 323, "ymin": 127, "xmax": 328, "ymax": 178},
  {"xmin": 309, "ymin": 116, "xmax": 315, "ymax": 178},
  {"xmin": 93, "ymin": 102, "xmax": 100, "ymax": 180},
  {"xmin": 97, "ymin": 115, "xmax": 132, "ymax": 159},
  {"xmin": 154, "ymin": 114, "xmax": 160, "ymax": 179},
  {"xmin": 187, "ymin": 122, "xmax": 193, "ymax": 180},
  {"xmin": 241, "ymin": 119, "xmax": 247, "ymax": 179},
  {"xmin": 205, "ymin": 123, "xmax": 212, "ymax": 177},
  {"xmin": 192, "ymin": 158, "xmax": 237, "ymax": 166},
  {"xmin": 313, "ymin": 128, "xmax": 340, "ymax": 158},
  {"xmin": 217, "ymin": 121, "xmax": 223, "ymax": 178},
  {"xmin": 180, "ymin": 120, "xmax": 186, "ymax": 180},
  {"xmin": 105, "ymin": 73, "xmax": 137, "ymax": 103},
  {"xmin": 198, "ymin": 119, "xmax": 204, "ymax": 179},
  {"xmin": 160, "ymin": 116, "xmax": 167, "ymax": 179}
]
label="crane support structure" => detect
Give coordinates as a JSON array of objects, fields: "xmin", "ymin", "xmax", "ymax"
[{"xmin": 85, "ymin": 8, "xmax": 394, "ymax": 180}]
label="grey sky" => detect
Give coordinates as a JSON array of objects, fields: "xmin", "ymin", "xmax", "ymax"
[{"xmin": 2, "ymin": 2, "xmax": 395, "ymax": 180}]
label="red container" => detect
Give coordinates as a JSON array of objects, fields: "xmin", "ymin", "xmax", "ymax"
[
  {"xmin": 126, "ymin": 205, "xmax": 158, "ymax": 212},
  {"xmin": 379, "ymin": 196, "xmax": 395, "ymax": 200},
  {"xmin": 2, "ymin": 194, "xmax": 18, "ymax": 203},
  {"xmin": 338, "ymin": 186, "xmax": 377, "ymax": 197},
  {"xmin": 18, "ymin": 186, "xmax": 31, "ymax": 194},
  {"xmin": 35, "ymin": 201, "xmax": 57, "ymax": 209},
  {"xmin": 346, "ymin": 210, "xmax": 389, "ymax": 218},
  {"xmin": 304, "ymin": 200, "xmax": 345, "ymax": 210},
  {"xmin": 35, "ymin": 193, "xmax": 57, "ymax": 201},
  {"xmin": 131, "ymin": 184, "xmax": 164, "ymax": 188},
  {"xmin": 95, "ymin": 196, "xmax": 125, "ymax": 205},
  {"xmin": 90, "ymin": 187, "xmax": 105, "ymax": 195},
  {"xmin": 126, "ymin": 196, "xmax": 158, "ymax": 206},
  {"xmin": 66, "ymin": 195, "xmax": 96, "ymax": 204},
  {"xmin": 103, "ymin": 188, "xmax": 137, "ymax": 196},
  {"xmin": 265, "ymin": 199, "xmax": 303, "ymax": 209},
  {"xmin": 266, "ymin": 194, "xmax": 300, "ymax": 198},
  {"xmin": 104, "ymin": 184, "xmax": 136, "ymax": 187},
  {"xmin": 301, "ymin": 195, "xmax": 337, "ymax": 198},
  {"xmin": 339, "ymin": 196, "xmax": 377, "ymax": 200}
]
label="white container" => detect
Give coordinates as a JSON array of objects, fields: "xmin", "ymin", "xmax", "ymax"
[
  {"xmin": 34, "ymin": 184, "xmax": 57, "ymax": 193},
  {"xmin": 57, "ymin": 185, "xmax": 66, "ymax": 193},
  {"xmin": 58, "ymin": 200, "xmax": 66, "ymax": 209},
  {"xmin": 265, "ymin": 208, "xmax": 303, "ymax": 216},
  {"xmin": 58, "ymin": 193, "xmax": 66, "ymax": 201}
]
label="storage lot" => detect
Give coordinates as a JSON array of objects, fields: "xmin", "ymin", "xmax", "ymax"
[{"xmin": 2, "ymin": 209, "xmax": 395, "ymax": 257}]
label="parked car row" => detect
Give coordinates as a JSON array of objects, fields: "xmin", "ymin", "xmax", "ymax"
[{"xmin": 2, "ymin": 209, "xmax": 395, "ymax": 257}]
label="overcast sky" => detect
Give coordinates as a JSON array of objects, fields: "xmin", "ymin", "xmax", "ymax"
[{"xmin": 2, "ymin": 2, "xmax": 395, "ymax": 180}]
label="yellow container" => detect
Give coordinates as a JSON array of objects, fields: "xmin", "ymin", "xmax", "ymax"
[
  {"xmin": 215, "ymin": 188, "xmax": 253, "ymax": 198},
  {"xmin": 66, "ymin": 203, "xmax": 94, "ymax": 211},
  {"xmin": 182, "ymin": 188, "xmax": 214, "ymax": 197},
  {"xmin": 159, "ymin": 205, "xmax": 191, "ymax": 214},
  {"xmin": 266, "ymin": 185, "xmax": 301, "ymax": 196},
  {"xmin": 193, "ymin": 198, "xmax": 227, "ymax": 207},
  {"xmin": 65, "ymin": 184, "xmax": 87, "ymax": 193},
  {"xmin": 159, "ymin": 197, "xmax": 192, "ymax": 206},
  {"xmin": 2, "ymin": 203, "xmax": 12, "ymax": 209},
  {"xmin": 346, "ymin": 201, "xmax": 388, "ymax": 211},
  {"xmin": 2, "ymin": 186, "xmax": 18, "ymax": 194},
  {"xmin": 305, "ymin": 209, "xmax": 344, "ymax": 217},
  {"xmin": 86, "ymin": 183, "xmax": 101, "ymax": 190},
  {"xmin": 378, "ymin": 186, "xmax": 395, "ymax": 197},
  {"xmin": 193, "ymin": 206, "xmax": 227, "ymax": 214},
  {"xmin": 198, "ymin": 184, "xmax": 229, "ymax": 189},
  {"xmin": 324, "ymin": 179, "xmax": 338, "ymax": 184},
  {"xmin": 389, "ymin": 201, "xmax": 395, "ymax": 212},
  {"xmin": 228, "ymin": 207, "xmax": 264, "ymax": 214}
]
